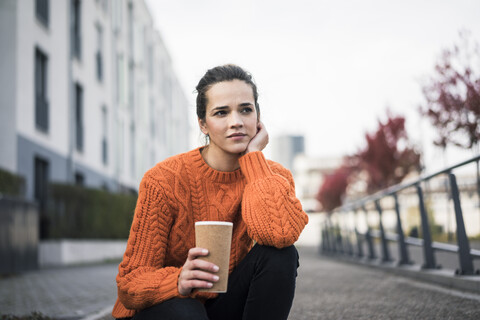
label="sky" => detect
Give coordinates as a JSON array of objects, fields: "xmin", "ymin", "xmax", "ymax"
[{"xmin": 145, "ymin": 0, "xmax": 480, "ymax": 172}]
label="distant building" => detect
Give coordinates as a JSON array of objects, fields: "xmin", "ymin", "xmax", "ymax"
[
  {"xmin": 270, "ymin": 135, "xmax": 305, "ymax": 173},
  {"xmin": 0, "ymin": 0, "xmax": 190, "ymax": 204},
  {"xmin": 293, "ymin": 154, "xmax": 342, "ymax": 212}
]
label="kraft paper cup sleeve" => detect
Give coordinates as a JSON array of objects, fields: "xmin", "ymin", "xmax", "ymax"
[{"xmin": 195, "ymin": 221, "xmax": 233, "ymax": 293}]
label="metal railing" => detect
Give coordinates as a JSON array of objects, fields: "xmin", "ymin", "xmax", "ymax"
[{"xmin": 321, "ymin": 154, "xmax": 480, "ymax": 275}]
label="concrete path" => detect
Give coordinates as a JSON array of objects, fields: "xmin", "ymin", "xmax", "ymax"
[
  {"xmin": 290, "ymin": 247, "xmax": 480, "ymax": 320},
  {"xmin": 1, "ymin": 246, "xmax": 480, "ymax": 319},
  {"xmin": 0, "ymin": 263, "xmax": 118, "ymax": 319}
]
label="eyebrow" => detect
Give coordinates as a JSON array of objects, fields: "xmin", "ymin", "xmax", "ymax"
[
  {"xmin": 211, "ymin": 106, "xmax": 229, "ymax": 112},
  {"xmin": 211, "ymin": 102, "xmax": 253, "ymax": 111}
]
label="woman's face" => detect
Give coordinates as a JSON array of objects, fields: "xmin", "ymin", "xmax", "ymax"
[{"xmin": 199, "ymin": 79, "xmax": 259, "ymax": 157}]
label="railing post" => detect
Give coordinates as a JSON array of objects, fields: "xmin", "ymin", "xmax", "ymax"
[
  {"xmin": 335, "ymin": 221, "xmax": 344, "ymax": 254},
  {"xmin": 327, "ymin": 218, "xmax": 337, "ymax": 254},
  {"xmin": 336, "ymin": 218, "xmax": 344, "ymax": 254},
  {"xmin": 476, "ymin": 159, "xmax": 480, "ymax": 211},
  {"xmin": 393, "ymin": 194, "xmax": 411, "ymax": 265},
  {"xmin": 354, "ymin": 210, "xmax": 364, "ymax": 258},
  {"xmin": 346, "ymin": 229, "xmax": 354, "ymax": 256},
  {"xmin": 375, "ymin": 200, "xmax": 392, "ymax": 263},
  {"xmin": 363, "ymin": 206, "xmax": 376, "ymax": 260},
  {"xmin": 416, "ymin": 183, "xmax": 438, "ymax": 269},
  {"xmin": 449, "ymin": 173, "xmax": 475, "ymax": 275},
  {"xmin": 325, "ymin": 220, "xmax": 333, "ymax": 253},
  {"xmin": 321, "ymin": 223, "xmax": 329, "ymax": 253},
  {"xmin": 342, "ymin": 214, "xmax": 354, "ymax": 256},
  {"xmin": 320, "ymin": 223, "xmax": 326, "ymax": 252},
  {"xmin": 349, "ymin": 229, "xmax": 356, "ymax": 256}
]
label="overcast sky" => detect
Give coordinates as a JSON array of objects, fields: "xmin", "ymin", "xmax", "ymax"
[{"xmin": 145, "ymin": 0, "xmax": 480, "ymax": 171}]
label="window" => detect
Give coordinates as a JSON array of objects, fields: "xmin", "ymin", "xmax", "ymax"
[
  {"xmin": 118, "ymin": 119, "xmax": 125, "ymax": 172},
  {"xmin": 96, "ymin": 24, "xmax": 103, "ymax": 82},
  {"xmin": 116, "ymin": 54, "xmax": 127, "ymax": 105},
  {"xmin": 128, "ymin": 2, "xmax": 134, "ymax": 53},
  {"xmin": 150, "ymin": 100, "xmax": 155, "ymax": 139},
  {"xmin": 75, "ymin": 172, "xmax": 85, "ymax": 186},
  {"xmin": 96, "ymin": 0, "xmax": 108, "ymax": 14},
  {"xmin": 148, "ymin": 45, "xmax": 154, "ymax": 85},
  {"xmin": 128, "ymin": 60, "xmax": 134, "ymax": 110},
  {"xmin": 35, "ymin": 48, "xmax": 49, "ymax": 132},
  {"xmin": 101, "ymin": 106, "xmax": 108, "ymax": 165},
  {"xmin": 34, "ymin": 156, "xmax": 49, "ymax": 238},
  {"xmin": 75, "ymin": 83, "xmax": 83, "ymax": 152},
  {"xmin": 130, "ymin": 123, "xmax": 135, "ymax": 178},
  {"xmin": 112, "ymin": 0, "xmax": 122, "ymax": 33},
  {"xmin": 36, "ymin": 0, "xmax": 49, "ymax": 27},
  {"xmin": 72, "ymin": 0, "xmax": 82, "ymax": 59},
  {"xmin": 101, "ymin": 182, "xmax": 109, "ymax": 191}
]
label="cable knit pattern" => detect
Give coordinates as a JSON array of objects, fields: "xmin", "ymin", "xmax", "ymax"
[{"xmin": 112, "ymin": 148, "xmax": 308, "ymax": 318}]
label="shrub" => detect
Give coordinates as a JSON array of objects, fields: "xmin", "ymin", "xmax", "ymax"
[
  {"xmin": 44, "ymin": 184, "xmax": 137, "ymax": 239},
  {"xmin": 0, "ymin": 312, "xmax": 54, "ymax": 320},
  {"xmin": 0, "ymin": 167, "xmax": 25, "ymax": 196}
]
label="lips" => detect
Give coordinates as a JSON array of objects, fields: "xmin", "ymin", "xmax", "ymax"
[{"xmin": 227, "ymin": 133, "xmax": 247, "ymax": 138}]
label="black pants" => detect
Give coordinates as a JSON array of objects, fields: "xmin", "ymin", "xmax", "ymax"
[{"xmin": 132, "ymin": 244, "xmax": 299, "ymax": 320}]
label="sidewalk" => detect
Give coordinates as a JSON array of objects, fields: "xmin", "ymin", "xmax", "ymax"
[
  {"xmin": 2, "ymin": 246, "xmax": 480, "ymax": 320},
  {"xmin": 0, "ymin": 262, "xmax": 118, "ymax": 319}
]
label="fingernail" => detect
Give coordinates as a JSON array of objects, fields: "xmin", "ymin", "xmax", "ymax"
[
  {"xmin": 213, "ymin": 265, "xmax": 219, "ymax": 272},
  {"xmin": 213, "ymin": 276, "xmax": 219, "ymax": 281},
  {"xmin": 202, "ymin": 249, "xmax": 208, "ymax": 254},
  {"xmin": 207, "ymin": 282, "xmax": 213, "ymax": 287}
]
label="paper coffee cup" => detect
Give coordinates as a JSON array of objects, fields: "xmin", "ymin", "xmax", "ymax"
[{"xmin": 195, "ymin": 221, "xmax": 233, "ymax": 293}]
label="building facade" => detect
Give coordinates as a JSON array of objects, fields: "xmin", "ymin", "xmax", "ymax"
[
  {"xmin": 270, "ymin": 134, "xmax": 305, "ymax": 173},
  {"xmin": 293, "ymin": 154, "xmax": 342, "ymax": 212},
  {"xmin": 0, "ymin": 0, "xmax": 190, "ymax": 202}
]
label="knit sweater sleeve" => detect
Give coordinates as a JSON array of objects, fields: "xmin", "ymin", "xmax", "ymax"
[
  {"xmin": 114, "ymin": 173, "xmax": 184, "ymax": 312},
  {"xmin": 239, "ymin": 151, "xmax": 309, "ymax": 248}
]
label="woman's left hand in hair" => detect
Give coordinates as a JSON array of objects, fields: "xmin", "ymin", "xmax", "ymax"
[{"xmin": 244, "ymin": 121, "xmax": 269, "ymax": 154}]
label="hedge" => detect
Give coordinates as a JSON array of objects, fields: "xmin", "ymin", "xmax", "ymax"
[
  {"xmin": 44, "ymin": 184, "xmax": 137, "ymax": 239},
  {"xmin": 0, "ymin": 167, "xmax": 25, "ymax": 196}
]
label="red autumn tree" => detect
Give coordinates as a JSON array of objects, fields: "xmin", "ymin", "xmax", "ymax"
[
  {"xmin": 355, "ymin": 114, "xmax": 421, "ymax": 193},
  {"xmin": 420, "ymin": 30, "xmax": 480, "ymax": 150},
  {"xmin": 316, "ymin": 165, "xmax": 352, "ymax": 212},
  {"xmin": 316, "ymin": 112, "xmax": 421, "ymax": 212}
]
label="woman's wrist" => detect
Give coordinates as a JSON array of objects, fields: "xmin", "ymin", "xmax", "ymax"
[{"xmin": 239, "ymin": 151, "xmax": 273, "ymax": 183}]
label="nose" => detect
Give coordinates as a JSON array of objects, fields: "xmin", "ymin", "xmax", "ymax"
[{"xmin": 229, "ymin": 111, "xmax": 243, "ymax": 128}]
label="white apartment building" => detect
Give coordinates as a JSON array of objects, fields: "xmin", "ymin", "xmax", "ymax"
[{"xmin": 0, "ymin": 0, "xmax": 190, "ymax": 203}]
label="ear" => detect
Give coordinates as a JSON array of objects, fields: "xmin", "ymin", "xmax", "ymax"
[{"xmin": 198, "ymin": 118, "xmax": 208, "ymax": 135}]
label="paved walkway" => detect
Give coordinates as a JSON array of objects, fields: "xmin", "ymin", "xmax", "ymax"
[
  {"xmin": 0, "ymin": 263, "xmax": 118, "ymax": 319},
  {"xmin": 291, "ymin": 247, "xmax": 480, "ymax": 319},
  {"xmin": 1, "ymin": 246, "xmax": 480, "ymax": 319}
]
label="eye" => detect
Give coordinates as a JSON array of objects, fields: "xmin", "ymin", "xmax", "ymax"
[
  {"xmin": 213, "ymin": 110, "xmax": 227, "ymax": 116},
  {"xmin": 241, "ymin": 107, "xmax": 253, "ymax": 114}
]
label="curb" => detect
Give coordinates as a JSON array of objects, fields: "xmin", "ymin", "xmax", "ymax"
[{"xmin": 322, "ymin": 254, "xmax": 480, "ymax": 294}]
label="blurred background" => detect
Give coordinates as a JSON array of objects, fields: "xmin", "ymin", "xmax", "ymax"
[{"xmin": 0, "ymin": 0, "xmax": 479, "ymax": 272}]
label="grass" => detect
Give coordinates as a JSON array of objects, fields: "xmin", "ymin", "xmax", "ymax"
[{"xmin": 0, "ymin": 313, "xmax": 55, "ymax": 320}]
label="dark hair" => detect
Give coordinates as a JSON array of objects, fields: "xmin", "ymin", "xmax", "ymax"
[{"xmin": 196, "ymin": 64, "xmax": 260, "ymax": 120}]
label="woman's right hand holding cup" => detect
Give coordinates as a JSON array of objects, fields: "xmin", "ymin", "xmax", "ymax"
[{"xmin": 177, "ymin": 247, "xmax": 219, "ymax": 296}]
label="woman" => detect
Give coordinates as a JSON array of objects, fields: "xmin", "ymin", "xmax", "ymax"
[{"xmin": 112, "ymin": 64, "xmax": 308, "ymax": 320}]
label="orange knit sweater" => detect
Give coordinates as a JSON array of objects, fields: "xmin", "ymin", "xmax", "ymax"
[{"xmin": 112, "ymin": 148, "xmax": 308, "ymax": 318}]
